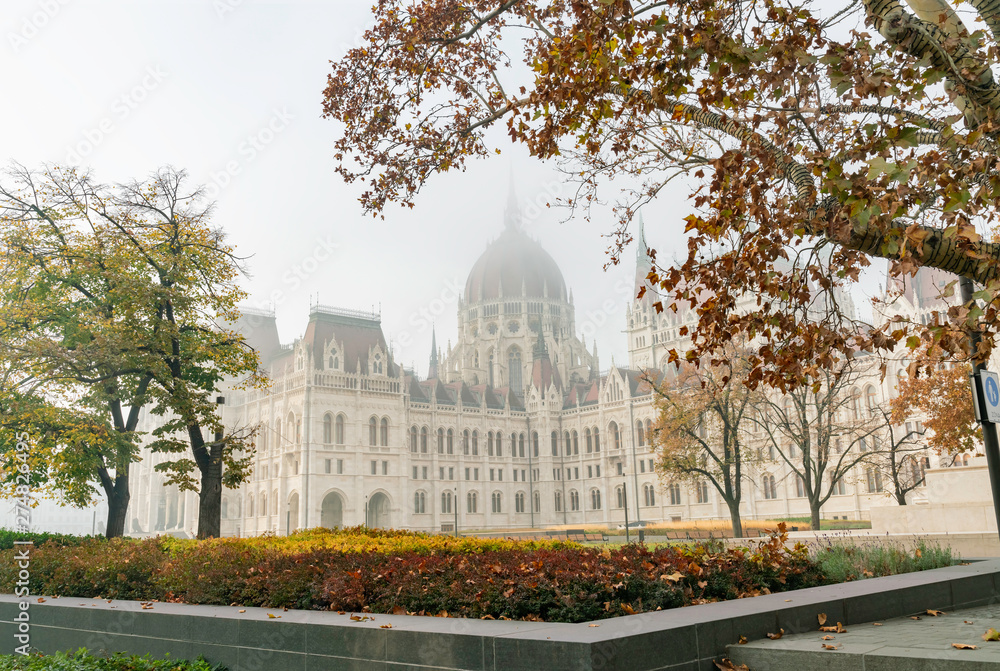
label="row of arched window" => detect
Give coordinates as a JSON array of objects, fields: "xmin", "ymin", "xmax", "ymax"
[
  {"xmin": 321, "ymin": 413, "xmax": 391, "ymax": 446},
  {"xmin": 245, "ymin": 489, "xmax": 279, "ymax": 517},
  {"xmin": 409, "ymin": 427, "xmax": 542, "ymax": 457}
]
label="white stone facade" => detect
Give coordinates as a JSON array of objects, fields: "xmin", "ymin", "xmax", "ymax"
[{"xmin": 126, "ymin": 203, "xmax": 963, "ymax": 538}]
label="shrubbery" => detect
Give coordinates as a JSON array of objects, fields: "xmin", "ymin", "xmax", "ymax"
[
  {"xmin": 0, "ymin": 530, "xmax": 96, "ymax": 551},
  {"xmin": 0, "ymin": 525, "xmax": 950, "ymax": 623},
  {"xmin": 0, "ymin": 649, "xmax": 224, "ymax": 670}
]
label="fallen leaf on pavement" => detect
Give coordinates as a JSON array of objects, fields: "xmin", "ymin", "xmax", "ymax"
[
  {"xmin": 238, "ymin": 610, "xmax": 246, "ymax": 613},
  {"xmin": 873, "ymin": 623, "xmax": 883, "ymax": 626},
  {"xmin": 766, "ymin": 629, "xmax": 784, "ymax": 640},
  {"xmin": 588, "ymin": 624, "xmax": 600, "ymax": 627},
  {"xmin": 926, "ymin": 609, "xmax": 945, "ymax": 617},
  {"xmin": 983, "ymin": 628, "xmax": 1000, "ymax": 642},
  {"xmin": 953, "ymin": 643, "xmax": 978, "ymax": 650},
  {"xmin": 379, "ymin": 624, "xmax": 393, "ymax": 629},
  {"xmin": 713, "ymin": 660, "xmax": 749, "ymax": 671},
  {"xmin": 818, "ymin": 613, "xmax": 827, "ymax": 626},
  {"xmin": 738, "ymin": 636, "xmax": 747, "ymax": 645},
  {"xmin": 821, "ymin": 644, "xmax": 841, "ymax": 650},
  {"xmin": 822, "ymin": 635, "xmax": 835, "ymax": 640}
]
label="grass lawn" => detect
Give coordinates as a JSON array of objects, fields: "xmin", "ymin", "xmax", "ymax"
[{"xmin": 0, "ymin": 649, "xmax": 224, "ymax": 670}]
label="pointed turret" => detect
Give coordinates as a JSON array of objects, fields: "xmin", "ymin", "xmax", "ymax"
[
  {"xmin": 428, "ymin": 326, "xmax": 439, "ymax": 380},
  {"xmin": 633, "ymin": 212, "xmax": 653, "ymax": 306},
  {"xmin": 504, "ymin": 177, "xmax": 523, "ymax": 231},
  {"xmin": 530, "ymin": 322, "xmax": 560, "ymax": 393}
]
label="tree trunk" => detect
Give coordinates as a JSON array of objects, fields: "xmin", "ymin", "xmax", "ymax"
[
  {"xmin": 197, "ymin": 433, "xmax": 223, "ymax": 539},
  {"xmin": 727, "ymin": 499, "xmax": 744, "ymax": 539},
  {"xmin": 810, "ymin": 504, "xmax": 822, "ymax": 531},
  {"xmin": 105, "ymin": 475, "xmax": 130, "ymax": 538}
]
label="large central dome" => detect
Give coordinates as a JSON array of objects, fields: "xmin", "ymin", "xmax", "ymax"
[{"xmin": 464, "ymin": 223, "xmax": 567, "ymax": 303}]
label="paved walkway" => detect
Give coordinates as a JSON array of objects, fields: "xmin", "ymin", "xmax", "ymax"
[{"xmin": 728, "ymin": 602, "xmax": 1000, "ymax": 670}]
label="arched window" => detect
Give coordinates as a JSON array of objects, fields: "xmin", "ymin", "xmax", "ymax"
[
  {"xmin": 323, "ymin": 415, "xmax": 332, "ymax": 444},
  {"xmin": 569, "ymin": 490, "xmax": 580, "ymax": 511},
  {"xmin": 866, "ymin": 468, "xmax": 883, "ymax": 493},
  {"xmin": 636, "ymin": 421, "xmax": 645, "ymax": 447},
  {"xmin": 508, "ymin": 347, "xmax": 523, "ymax": 395},
  {"xmin": 442, "ymin": 491, "xmax": 453, "ymax": 514},
  {"xmin": 515, "ymin": 491, "xmax": 526, "ymax": 513},
  {"xmin": 782, "ymin": 397, "xmax": 793, "ymax": 417},
  {"xmin": 447, "ymin": 429, "xmax": 454, "ymax": 454},
  {"xmin": 696, "ymin": 480, "xmax": 710, "ymax": 504},
  {"xmin": 414, "ymin": 491, "xmax": 426, "ymax": 514},
  {"xmin": 532, "ymin": 431, "xmax": 539, "ymax": 457},
  {"xmin": 437, "ymin": 428, "xmax": 444, "ymax": 454},
  {"xmin": 851, "ymin": 389, "xmax": 861, "ymax": 419},
  {"xmin": 585, "ymin": 428, "xmax": 593, "ymax": 453},
  {"xmin": 645, "ymin": 419, "xmax": 653, "ymax": 443},
  {"xmin": 554, "ymin": 491, "xmax": 563, "ymax": 512},
  {"xmin": 591, "ymin": 489, "xmax": 602, "ymax": 510},
  {"xmin": 616, "ymin": 485, "xmax": 625, "ymax": 509},
  {"xmin": 472, "ymin": 430, "xmax": 479, "ymax": 455},
  {"xmin": 260, "ymin": 492, "xmax": 268, "ymax": 517},
  {"xmin": 564, "ymin": 431, "xmax": 571, "ymax": 456},
  {"xmin": 795, "ymin": 476, "xmax": 805, "ymax": 498},
  {"xmin": 488, "ymin": 350, "xmax": 495, "ymax": 387},
  {"xmin": 260, "ymin": 424, "xmax": 268, "ymax": 453},
  {"xmin": 643, "ymin": 484, "xmax": 656, "ymax": 507},
  {"xmin": 248, "ymin": 495, "xmax": 254, "ymax": 518},
  {"xmin": 488, "ymin": 431, "xmax": 495, "ymax": 456},
  {"xmin": 518, "ymin": 433, "xmax": 525, "ymax": 458},
  {"xmin": 420, "ymin": 426, "xmax": 428, "ymax": 453},
  {"xmin": 496, "ymin": 433, "xmax": 503, "ymax": 457},
  {"xmin": 275, "ymin": 419, "xmax": 282, "ymax": 446},
  {"xmin": 221, "ymin": 498, "xmax": 229, "ymax": 519},
  {"xmin": 865, "ymin": 385, "xmax": 878, "ymax": 415},
  {"xmin": 335, "ymin": 414, "xmax": 345, "ymax": 445},
  {"xmin": 572, "ymin": 430, "xmax": 579, "ymax": 455},
  {"xmin": 551, "ymin": 431, "xmax": 558, "ymax": 456},
  {"xmin": 467, "ymin": 491, "xmax": 478, "ymax": 513},
  {"xmin": 463, "ymin": 429, "xmax": 470, "ymax": 455},
  {"xmin": 409, "ymin": 426, "xmax": 418, "ymax": 452},
  {"xmin": 492, "ymin": 491, "xmax": 502, "ymax": 513},
  {"xmin": 593, "ymin": 428, "xmax": 601, "ymax": 452},
  {"xmin": 380, "ymin": 417, "xmax": 389, "ymax": 446},
  {"xmin": 369, "ymin": 417, "xmax": 378, "ymax": 446},
  {"xmin": 533, "ymin": 491, "xmax": 540, "ymax": 513},
  {"xmin": 610, "ymin": 422, "xmax": 621, "ymax": 450},
  {"xmin": 763, "ymin": 475, "xmax": 777, "ymax": 500}
]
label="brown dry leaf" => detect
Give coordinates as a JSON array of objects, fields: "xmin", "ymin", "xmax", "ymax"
[
  {"xmin": 873, "ymin": 623, "xmax": 883, "ymax": 626},
  {"xmin": 713, "ymin": 660, "xmax": 749, "ymax": 671},
  {"xmin": 910, "ymin": 616, "xmax": 921, "ymax": 620},
  {"xmin": 821, "ymin": 644, "xmax": 841, "ymax": 650},
  {"xmin": 784, "ymin": 599, "xmax": 791, "ymax": 602},
  {"xmin": 267, "ymin": 613, "xmax": 281, "ymax": 619},
  {"xmin": 953, "ymin": 643, "xmax": 978, "ymax": 650},
  {"xmin": 660, "ymin": 572, "xmax": 684, "ymax": 583},
  {"xmin": 766, "ymin": 629, "xmax": 784, "ymax": 640},
  {"xmin": 392, "ymin": 606, "xmax": 406, "ymax": 615},
  {"xmin": 588, "ymin": 624, "xmax": 600, "ymax": 627},
  {"xmin": 36, "ymin": 598, "xmax": 45, "ymax": 603},
  {"xmin": 822, "ymin": 635, "xmax": 835, "ymax": 640},
  {"xmin": 480, "ymin": 615, "xmax": 495, "ymax": 620},
  {"xmin": 349, "ymin": 615, "xmax": 370, "ymax": 622},
  {"xmin": 926, "ymin": 609, "xmax": 945, "ymax": 617},
  {"xmin": 738, "ymin": 635, "xmax": 747, "ymax": 645},
  {"xmin": 983, "ymin": 628, "xmax": 1000, "ymax": 642},
  {"xmin": 379, "ymin": 624, "xmax": 393, "ymax": 629},
  {"xmin": 818, "ymin": 613, "xmax": 827, "ymax": 626},
  {"xmin": 621, "ymin": 603, "xmax": 636, "ymax": 615},
  {"xmin": 698, "ymin": 581, "xmax": 708, "ymax": 589}
]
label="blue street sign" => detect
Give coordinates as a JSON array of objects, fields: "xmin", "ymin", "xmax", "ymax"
[{"xmin": 981, "ymin": 371, "xmax": 1000, "ymax": 424}]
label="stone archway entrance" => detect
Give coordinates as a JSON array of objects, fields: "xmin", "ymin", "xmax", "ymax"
[
  {"xmin": 366, "ymin": 492, "xmax": 390, "ymax": 529},
  {"xmin": 321, "ymin": 491, "xmax": 344, "ymax": 529}
]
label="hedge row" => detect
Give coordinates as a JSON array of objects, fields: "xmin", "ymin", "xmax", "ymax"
[
  {"xmin": 0, "ymin": 650, "xmax": 224, "ymax": 670},
  {"xmin": 0, "ymin": 526, "xmax": 827, "ymax": 621},
  {"xmin": 0, "ymin": 530, "xmax": 95, "ymax": 551}
]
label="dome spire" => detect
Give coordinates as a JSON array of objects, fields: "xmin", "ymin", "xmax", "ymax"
[{"xmin": 504, "ymin": 174, "xmax": 522, "ymax": 231}]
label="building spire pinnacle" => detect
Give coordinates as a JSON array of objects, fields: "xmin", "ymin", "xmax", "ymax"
[
  {"xmin": 428, "ymin": 325, "xmax": 439, "ymax": 379},
  {"xmin": 504, "ymin": 172, "xmax": 522, "ymax": 231}
]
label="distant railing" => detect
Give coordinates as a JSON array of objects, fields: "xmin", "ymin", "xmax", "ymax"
[{"xmin": 310, "ymin": 304, "xmax": 381, "ymax": 322}]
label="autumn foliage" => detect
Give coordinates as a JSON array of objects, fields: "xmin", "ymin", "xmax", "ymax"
[
  {"xmin": 323, "ymin": 0, "xmax": 1000, "ymax": 387},
  {"xmin": 0, "ymin": 526, "xmax": 825, "ymax": 622}
]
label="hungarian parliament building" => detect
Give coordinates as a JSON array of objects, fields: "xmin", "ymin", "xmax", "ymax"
[{"xmin": 127, "ymin": 195, "xmax": 958, "ymax": 537}]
